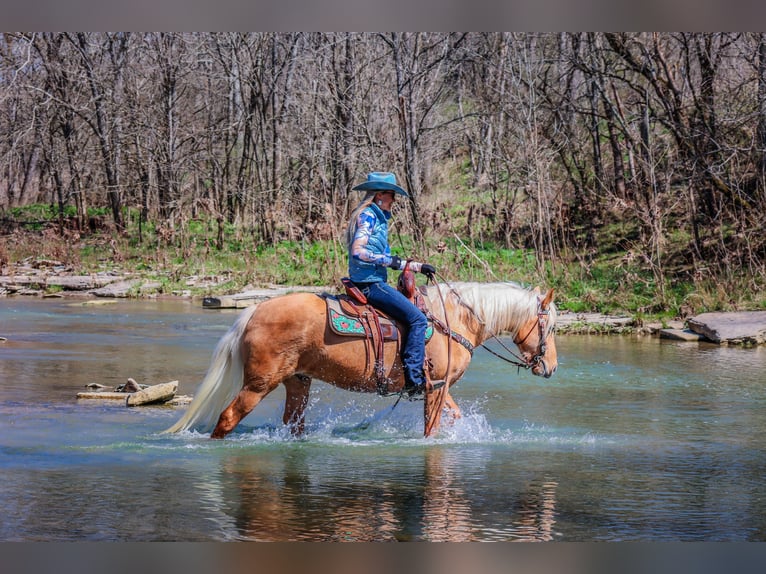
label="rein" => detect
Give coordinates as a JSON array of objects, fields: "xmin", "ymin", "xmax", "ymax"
[
  {"xmin": 428, "ymin": 276, "xmax": 452, "ymax": 418},
  {"xmin": 432, "ymin": 273, "xmax": 549, "ymax": 372}
]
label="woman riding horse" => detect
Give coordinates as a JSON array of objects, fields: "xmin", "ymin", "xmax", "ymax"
[{"xmin": 346, "ymin": 171, "xmax": 437, "ymax": 397}]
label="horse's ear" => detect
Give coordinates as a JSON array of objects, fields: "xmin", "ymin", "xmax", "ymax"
[{"xmin": 541, "ymin": 288, "xmax": 555, "ymax": 310}]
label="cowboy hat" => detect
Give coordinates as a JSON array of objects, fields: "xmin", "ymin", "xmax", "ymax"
[{"xmin": 352, "ymin": 172, "xmax": 409, "ymax": 197}]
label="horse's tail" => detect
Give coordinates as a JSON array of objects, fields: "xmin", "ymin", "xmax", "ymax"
[{"xmin": 162, "ymin": 303, "xmax": 259, "ymax": 434}]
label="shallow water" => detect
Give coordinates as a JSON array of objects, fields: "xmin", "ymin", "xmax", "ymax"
[{"xmin": 1, "ymin": 297, "xmax": 765, "ymax": 541}]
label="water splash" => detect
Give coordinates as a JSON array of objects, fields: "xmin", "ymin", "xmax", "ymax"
[{"xmin": 149, "ymin": 396, "xmax": 609, "ymax": 450}]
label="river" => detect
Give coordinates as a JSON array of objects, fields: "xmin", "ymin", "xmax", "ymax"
[{"xmin": 1, "ymin": 297, "xmax": 765, "ymax": 541}]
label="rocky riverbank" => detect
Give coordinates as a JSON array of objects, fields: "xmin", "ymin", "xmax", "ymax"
[
  {"xmin": 0, "ymin": 263, "xmax": 659, "ymax": 336},
  {"xmin": 0, "ymin": 257, "xmax": 222, "ymax": 298}
]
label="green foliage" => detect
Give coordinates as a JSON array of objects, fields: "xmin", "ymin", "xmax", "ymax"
[{"xmin": 9, "ymin": 204, "xmax": 110, "ymax": 221}]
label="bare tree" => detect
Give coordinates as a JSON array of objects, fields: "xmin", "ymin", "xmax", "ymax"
[
  {"xmin": 62, "ymin": 32, "xmax": 130, "ymax": 229},
  {"xmin": 383, "ymin": 32, "xmax": 468, "ymax": 244}
]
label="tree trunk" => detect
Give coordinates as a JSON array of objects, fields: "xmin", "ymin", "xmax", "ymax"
[
  {"xmin": 70, "ymin": 33, "xmax": 124, "ymax": 229},
  {"xmin": 391, "ymin": 32, "xmax": 427, "ymax": 245},
  {"xmin": 757, "ymin": 33, "xmax": 766, "ymax": 193}
]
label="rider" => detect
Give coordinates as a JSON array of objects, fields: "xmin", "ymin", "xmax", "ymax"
[{"xmin": 346, "ymin": 171, "xmax": 436, "ymax": 397}]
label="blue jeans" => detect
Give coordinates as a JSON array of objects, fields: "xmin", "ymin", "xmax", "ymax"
[{"xmin": 356, "ymin": 281, "xmax": 428, "ymax": 387}]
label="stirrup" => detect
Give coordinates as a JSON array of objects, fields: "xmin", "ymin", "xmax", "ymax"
[
  {"xmin": 428, "ymin": 380, "xmax": 446, "ymax": 391},
  {"xmin": 402, "ymin": 381, "xmax": 426, "ymax": 399}
]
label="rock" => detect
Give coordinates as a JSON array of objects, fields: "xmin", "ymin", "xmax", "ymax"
[
  {"xmin": 660, "ymin": 328, "xmax": 703, "ymax": 342},
  {"xmin": 90, "ymin": 279, "xmax": 140, "ymax": 298},
  {"xmin": 202, "ymin": 286, "xmax": 327, "ymax": 309},
  {"xmin": 687, "ymin": 311, "xmax": 766, "ymax": 345},
  {"xmin": 139, "ymin": 281, "xmax": 163, "ymax": 294},
  {"xmin": 46, "ymin": 276, "xmax": 100, "ymax": 290},
  {"xmin": 69, "ymin": 300, "xmax": 119, "ymax": 307},
  {"xmin": 0, "ymin": 275, "xmax": 43, "ymax": 290},
  {"xmin": 1, "ymin": 273, "xmax": 123, "ymax": 292},
  {"xmin": 555, "ymin": 311, "xmax": 634, "ymax": 334},
  {"xmin": 168, "ymin": 394, "xmax": 193, "ymax": 406}
]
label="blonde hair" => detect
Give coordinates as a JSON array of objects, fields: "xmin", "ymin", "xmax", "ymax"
[{"xmin": 345, "ymin": 190, "xmax": 378, "ymax": 248}]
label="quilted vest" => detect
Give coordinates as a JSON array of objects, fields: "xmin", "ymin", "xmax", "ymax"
[{"xmin": 348, "ymin": 203, "xmax": 391, "ymax": 284}]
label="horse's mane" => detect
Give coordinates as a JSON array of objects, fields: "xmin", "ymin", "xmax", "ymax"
[{"xmin": 424, "ymin": 281, "xmax": 557, "ymax": 339}]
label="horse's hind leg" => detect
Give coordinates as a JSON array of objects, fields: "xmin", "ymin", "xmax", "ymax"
[
  {"xmin": 211, "ymin": 373, "xmax": 311, "ymax": 438},
  {"xmin": 282, "ymin": 374, "xmax": 312, "ymax": 436},
  {"xmin": 211, "ymin": 387, "xmax": 270, "ymax": 439}
]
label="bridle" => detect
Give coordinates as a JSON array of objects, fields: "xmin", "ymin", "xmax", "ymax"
[
  {"xmin": 433, "ymin": 274, "xmax": 552, "ymax": 375},
  {"xmin": 509, "ymin": 296, "xmax": 551, "ymax": 374}
]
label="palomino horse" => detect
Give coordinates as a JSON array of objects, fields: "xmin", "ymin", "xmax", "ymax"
[{"xmin": 163, "ymin": 282, "xmax": 558, "ymax": 439}]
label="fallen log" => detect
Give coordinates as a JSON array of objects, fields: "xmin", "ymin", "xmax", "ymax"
[
  {"xmin": 77, "ymin": 380, "xmax": 179, "ymax": 406},
  {"xmin": 126, "ymin": 380, "xmax": 178, "ymax": 406}
]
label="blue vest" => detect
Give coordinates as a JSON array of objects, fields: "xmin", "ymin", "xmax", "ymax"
[{"xmin": 348, "ymin": 203, "xmax": 391, "ymax": 284}]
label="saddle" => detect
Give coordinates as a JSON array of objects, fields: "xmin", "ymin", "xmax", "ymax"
[{"xmin": 321, "ymin": 263, "xmax": 432, "ymax": 395}]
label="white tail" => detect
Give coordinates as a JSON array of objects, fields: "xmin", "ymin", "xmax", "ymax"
[{"xmin": 162, "ymin": 304, "xmax": 259, "ymax": 434}]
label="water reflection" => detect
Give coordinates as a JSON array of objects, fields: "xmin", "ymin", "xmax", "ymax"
[
  {"xmin": 511, "ymin": 479, "xmax": 558, "ymax": 541},
  {"xmin": 209, "ymin": 445, "xmax": 561, "ymax": 542},
  {"xmin": 421, "ymin": 448, "xmax": 474, "ymax": 541}
]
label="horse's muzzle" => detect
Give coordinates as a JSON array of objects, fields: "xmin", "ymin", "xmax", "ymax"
[{"xmin": 533, "ymin": 360, "xmax": 556, "ymax": 378}]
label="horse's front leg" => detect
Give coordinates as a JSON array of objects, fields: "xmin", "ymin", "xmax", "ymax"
[
  {"xmin": 282, "ymin": 374, "xmax": 312, "ymax": 436},
  {"xmin": 443, "ymin": 392, "xmax": 462, "ymax": 424}
]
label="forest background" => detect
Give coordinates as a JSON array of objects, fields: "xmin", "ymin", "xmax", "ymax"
[{"xmin": 2, "ymin": 32, "xmax": 766, "ymax": 321}]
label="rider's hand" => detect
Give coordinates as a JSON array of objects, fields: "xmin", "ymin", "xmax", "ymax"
[
  {"xmin": 389, "ymin": 255, "xmax": 405, "ymax": 270},
  {"xmin": 420, "ymin": 263, "xmax": 436, "ymax": 278}
]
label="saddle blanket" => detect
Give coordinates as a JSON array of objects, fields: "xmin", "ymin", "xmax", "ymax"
[{"xmin": 323, "ymin": 294, "xmax": 433, "ymax": 341}]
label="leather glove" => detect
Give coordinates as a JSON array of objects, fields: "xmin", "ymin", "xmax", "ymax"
[
  {"xmin": 420, "ymin": 263, "xmax": 436, "ymax": 277},
  {"xmin": 389, "ymin": 255, "xmax": 405, "ymax": 270}
]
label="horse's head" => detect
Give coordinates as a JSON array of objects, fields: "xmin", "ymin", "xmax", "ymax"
[
  {"xmin": 514, "ymin": 288, "xmax": 558, "ymax": 378},
  {"xmin": 434, "ymin": 281, "xmax": 559, "ymax": 379}
]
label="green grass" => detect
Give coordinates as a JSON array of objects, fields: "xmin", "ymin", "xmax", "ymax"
[{"xmin": 3, "ymin": 203, "xmax": 765, "ymax": 318}]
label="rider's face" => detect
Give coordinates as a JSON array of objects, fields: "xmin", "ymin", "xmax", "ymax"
[{"xmin": 376, "ymin": 191, "xmax": 396, "ymax": 211}]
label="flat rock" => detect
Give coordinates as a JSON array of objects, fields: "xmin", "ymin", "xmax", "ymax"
[
  {"xmin": 202, "ymin": 286, "xmax": 328, "ymax": 308},
  {"xmin": 556, "ymin": 312, "xmax": 634, "ymax": 327},
  {"xmin": 555, "ymin": 312, "xmax": 635, "ymax": 334},
  {"xmin": 660, "ymin": 328, "xmax": 703, "ymax": 342},
  {"xmin": 90, "ymin": 279, "xmax": 140, "ymax": 298},
  {"xmin": 0, "ymin": 274, "xmax": 123, "ymax": 290},
  {"xmin": 687, "ymin": 311, "xmax": 766, "ymax": 345},
  {"xmin": 47, "ymin": 275, "xmax": 122, "ymax": 290},
  {"xmin": 76, "ymin": 391, "xmax": 131, "ymax": 400}
]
